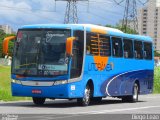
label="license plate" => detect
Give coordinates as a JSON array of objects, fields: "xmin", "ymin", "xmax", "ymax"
[{"xmin": 32, "ymin": 90, "xmax": 42, "ymax": 94}]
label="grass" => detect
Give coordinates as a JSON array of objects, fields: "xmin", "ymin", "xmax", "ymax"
[
  {"xmin": 0, "ymin": 65, "xmax": 30, "ymax": 101},
  {"xmin": 0, "ymin": 65, "xmax": 160, "ymax": 101},
  {"xmin": 153, "ymin": 67, "xmax": 160, "ymax": 93}
]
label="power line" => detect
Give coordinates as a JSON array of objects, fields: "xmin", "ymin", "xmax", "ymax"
[
  {"xmin": 0, "ymin": 4, "xmax": 57, "ymax": 13},
  {"xmin": 1, "ymin": 0, "xmax": 150, "ymax": 27},
  {"xmin": 78, "ymin": 2, "xmax": 123, "ymax": 16},
  {"xmin": 0, "ymin": 6, "xmax": 61, "ymax": 23},
  {"xmin": 113, "ymin": 0, "xmax": 125, "ymax": 5},
  {"xmin": 78, "ymin": 10, "xmax": 122, "ymax": 25},
  {"xmin": 137, "ymin": 0, "xmax": 148, "ymax": 5},
  {"xmin": 0, "ymin": 1, "xmax": 123, "ymax": 25}
]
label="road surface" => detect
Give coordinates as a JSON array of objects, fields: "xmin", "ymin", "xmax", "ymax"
[{"xmin": 0, "ymin": 94, "xmax": 160, "ymax": 120}]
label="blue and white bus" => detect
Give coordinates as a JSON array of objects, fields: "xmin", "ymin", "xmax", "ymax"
[{"xmin": 11, "ymin": 24, "xmax": 154, "ymax": 106}]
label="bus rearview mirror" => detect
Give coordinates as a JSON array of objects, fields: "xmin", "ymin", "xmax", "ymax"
[{"xmin": 66, "ymin": 37, "xmax": 76, "ymax": 56}]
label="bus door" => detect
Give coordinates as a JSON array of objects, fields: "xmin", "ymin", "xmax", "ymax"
[{"xmin": 70, "ymin": 30, "xmax": 84, "ymax": 79}]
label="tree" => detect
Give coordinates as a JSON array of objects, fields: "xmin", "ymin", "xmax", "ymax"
[
  {"xmin": 105, "ymin": 24, "xmax": 138, "ymax": 34},
  {"xmin": 154, "ymin": 51, "xmax": 160, "ymax": 57},
  {"xmin": 0, "ymin": 30, "xmax": 15, "ymax": 58}
]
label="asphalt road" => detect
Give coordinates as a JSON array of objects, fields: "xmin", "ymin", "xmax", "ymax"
[{"xmin": 0, "ymin": 94, "xmax": 160, "ymax": 120}]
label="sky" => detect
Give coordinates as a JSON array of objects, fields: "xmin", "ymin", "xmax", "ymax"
[{"xmin": 0, "ymin": 0, "xmax": 144, "ymax": 31}]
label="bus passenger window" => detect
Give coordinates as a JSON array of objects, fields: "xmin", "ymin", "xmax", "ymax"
[
  {"xmin": 86, "ymin": 46, "xmax": 91, "ymax": 54},
  {"xmin": 112, "ymin": 37, "xmax": 123, "ymax": 57},
  {"xmin": 123, "ymin": 39, "xmax": 133, "ymax": 58},
  {"xmin": 144, "ymin": 42, "xmax": 152, "ymax": 60},
  {"xmin": 86, "ymin": 33, "xmax": 111, "ymax": 56},
  {"xmin": 134, "ymin": 41, "xmax": 143, "ymax": 59},
  {"xmin": 86, "ymin": 33, "xmax": 98, "ymax": 56},
  {"xmin": 99, "ymin": 35, "xmax": 111, "ymax": 56}
]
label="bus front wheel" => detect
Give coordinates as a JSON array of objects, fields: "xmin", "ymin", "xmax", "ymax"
[
  {"xmin": 77, "ymin": 84, "xmax": 92, "ymax": 106},
  {"xmin": 122, "ymin": 83, "xmax": 139, "ymax": 102},
  {"xmin": 32, "ymin": 97, "xmax": 46, "ymax": 105}
]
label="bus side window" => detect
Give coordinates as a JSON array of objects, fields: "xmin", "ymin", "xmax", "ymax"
[
  {"xmin": 86, "ymin": 33, "xmax": 91, "ymax": 55},
  {"xmin": 86, "ymin": 32, "xmax": 98, "ymax": 56},
  {"xmin": 123, "ymin": 39, "xmax": 133, "ymax": 58},
  {"xmin": 99, "ymin": 35, "xmax": 111, "ymax": 56},
  {"xmin": 112, "ymin": 37, "xmax": 123, "ymax": 57},
  {"xmin": 144, "ymin": 42, "xmax": 152, "ymax": 60},
  {"xmin": 86, "ymin": 46, "xmax": 91, "ymax": 54},
  {"xmin": 134, "ymin": 50, "xmax": 138, "ymax": 58},
  {"xmin": 86, "ymin": 33, "xmax": 111, "ymax": 56},
  {"xmin": 134, "ymin": 41, "xmax": 143, "ymax": 59}
]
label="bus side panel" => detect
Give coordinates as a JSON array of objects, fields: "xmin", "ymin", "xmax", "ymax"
[
  {"xmin": 84, "ymin": 54, "xmax": 154, "ymax": 97},
  {"xmin": 84, "ymin": 55, "xmax": 114, "ymax": 97},
  {"xmin": 100, "ymin": 57, "xmax": 154, "ymax": 97}
]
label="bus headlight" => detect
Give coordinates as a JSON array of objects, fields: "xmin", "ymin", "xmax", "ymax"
[
  {"xmin": 11, "ymin": 79, "xmax": 21, "ymax": 84},
  {"xmin": 54, "ymin": 80, "xmax": 68, "ymax": 85}
]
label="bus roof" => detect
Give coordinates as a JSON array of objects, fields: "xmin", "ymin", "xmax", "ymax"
[{"xmin": 20, "ymin": 24, "xmax": 152, "ymax": 42}]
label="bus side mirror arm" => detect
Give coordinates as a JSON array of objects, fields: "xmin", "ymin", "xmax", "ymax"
[
  {"xmin": 66, "ymin": 37, "xmax": 76, "ymax": 56},
  {"xmin": 3, "ymin": 36, "xmax": 16, "ymax": 55}
]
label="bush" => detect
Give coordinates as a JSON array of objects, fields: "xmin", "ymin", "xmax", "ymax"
[{"xmin": 154, "ymin": 67, "xmax": 160, "ymax": 93}]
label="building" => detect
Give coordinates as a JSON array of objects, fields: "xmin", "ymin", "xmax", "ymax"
[
  {"xmin": 138, "ymin": 0, "xmax": 160, "ymax": 50},
  {"xmin": 0, "ymin": 25, "xmax": 13, "ymax": 34}
]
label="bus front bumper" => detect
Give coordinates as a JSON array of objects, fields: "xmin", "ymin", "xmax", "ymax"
[{"xmin": 11, "ymin": 82, "xmax": 83, "ymax": 99}]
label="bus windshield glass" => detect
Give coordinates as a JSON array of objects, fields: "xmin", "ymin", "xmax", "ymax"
[{"xmin": 12, "ymin": 29, "xmax": 71, "ymax": 76}]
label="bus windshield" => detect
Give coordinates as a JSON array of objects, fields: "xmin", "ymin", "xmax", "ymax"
[{"xmin": 12, "ymin": 29, "xmax": 71, "ymax": 77}]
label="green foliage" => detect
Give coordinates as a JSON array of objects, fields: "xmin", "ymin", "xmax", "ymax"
[
  {"xmin": 105, "ymin": 24, "xmax": 138, "ymax": 34},
  {"xmin": 153, "ymin": 67, "xmax": 160, "ymax": 93},
  {"xmin": 154, "ymin": 51, "xmax": 160, "ymax": 57},
  {"xmin": 0, "ymin": 30, "xmax": 15, "ymax": 58}
]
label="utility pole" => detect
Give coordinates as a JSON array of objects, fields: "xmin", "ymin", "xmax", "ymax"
[
  {"xmin": 55, "ymin": 0, "xmax": 89, "ymax": 24},
  {"xmin": 122, "ymin": 0, "xmax": 138, "ymax": 32},
  {"xmin": 114, "ymin": 0, "xmax": 148, "ymax": 32}
]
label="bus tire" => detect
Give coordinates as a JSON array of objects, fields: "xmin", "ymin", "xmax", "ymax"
[
  {"xmin": 32, "ymin": 97, "xmax": 46, "ymax": 105},
  {"xmin": 77, "ymin": 84, "xmax": 92, "ymax": 106},
  {"xmin": 122, "ymin": 83, "xmax": 139, "ymax": 102},
  {"xmin": 132, "ymin": 83, "xmax": 139, "ymax": 102}
]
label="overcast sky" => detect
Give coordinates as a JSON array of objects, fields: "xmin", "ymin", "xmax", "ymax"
[{"xmin": 0, "ymin": 0, "xmax": 145, "ymax": 31}]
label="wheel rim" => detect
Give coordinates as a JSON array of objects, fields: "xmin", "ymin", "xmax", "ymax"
[
  {"xmin": 133, "ymin": 84, "xmax": 138, "ymax": 100},
  {"xmin": 83, "ymin": 86, "xmax": 91, "ymax": 104}
]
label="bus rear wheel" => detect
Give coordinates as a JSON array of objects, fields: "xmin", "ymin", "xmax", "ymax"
[
  {"xmin": 32, "ymin": 97, "xmax": 46, "ymax": 105},
  {"xmin": 122, "ymin": 83, "xmax": 139, "ymax": 102},
  {"xmin": 132, "ymin": 83, "xmax": 139, "ymax": 102},
  {"xmin": 77, "ymin": 84, "xmax": 92, "ymax": 106}
]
